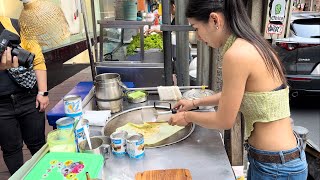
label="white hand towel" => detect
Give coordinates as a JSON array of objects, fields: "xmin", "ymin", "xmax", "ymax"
[
  {"xmin": 83, "ymin": 110, "xmax": 111, "ymax": 127},
  {"xmin": 157, "ymin": 86, "xmax": 182, "ymax": 101}
]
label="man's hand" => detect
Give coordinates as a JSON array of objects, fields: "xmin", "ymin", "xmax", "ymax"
[
  {"xmin": 0, "ymin": 47, "xmax": 19, "ymax": 70},
  {"xmin": 36, "ymin": 95, "xmax": 49, "ymax": 112}
]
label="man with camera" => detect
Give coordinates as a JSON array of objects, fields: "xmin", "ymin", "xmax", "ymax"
[{"xmin": 0, "ymin": 16, "xmax": 49, "ymax": 175}]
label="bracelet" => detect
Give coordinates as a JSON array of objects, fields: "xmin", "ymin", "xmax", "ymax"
[
  {"xmin": 183, "ymin": 111, "xmax": 188, "ymax": 123},
  {"xmin": 192, "ymin": 99, "xmax": 197, "ymax": 108}
]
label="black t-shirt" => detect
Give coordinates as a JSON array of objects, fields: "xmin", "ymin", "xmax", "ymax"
[
  {"xmin": 171, "ymin": 18, "xmax": 175, "ymax": 25},
  {"xmin": 0, "ymin": 21, "xmax": 24, "ymax": 96}
]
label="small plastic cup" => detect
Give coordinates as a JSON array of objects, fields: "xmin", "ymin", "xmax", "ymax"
[{"xmin": 47, "ymin": 129, "xmax": 76, "ymax": 152}]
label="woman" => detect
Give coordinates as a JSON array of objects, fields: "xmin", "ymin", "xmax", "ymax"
[
  {"xmin": 0, "ymin": 16, "xmax": 49, "ymax": 175},
  {"xmin": 169, "ymin": 0, "xmax": 308, "ymax": 179}
]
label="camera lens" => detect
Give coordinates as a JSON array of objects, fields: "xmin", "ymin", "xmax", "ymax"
[{"xmin": 12, "ymin": 47, "xmax": 35, "ymax": 69}]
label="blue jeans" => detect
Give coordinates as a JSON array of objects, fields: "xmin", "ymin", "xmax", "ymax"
[
  {"xmin": 245, "ymin": 133, "xmax": 308, "ymax": 180},
  {"xmin": 0, "ymin": 88, "xmax": 45, "ymax": 175}
]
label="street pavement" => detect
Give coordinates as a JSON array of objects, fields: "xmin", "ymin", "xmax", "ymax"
[{"xmin": 290, "ymin": 95, "xmax": 320, "ymax": 149}]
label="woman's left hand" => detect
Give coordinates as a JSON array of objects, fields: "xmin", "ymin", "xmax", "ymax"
[
  {"xmin": 168, "ymin": 112, "xmax": 189, "ymax": 126},
  {"xmin": 36, "ymin": 95, "xmax": 49, "ymax": 112}
]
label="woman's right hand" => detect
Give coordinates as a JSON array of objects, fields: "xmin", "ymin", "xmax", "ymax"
[
  {"xmin": 1, "ymin": 47, "xmax": 19, "ymax": 70},
  {"xmin": 173, "ymin": 99, "xmax": 196, "ymax": 112}
]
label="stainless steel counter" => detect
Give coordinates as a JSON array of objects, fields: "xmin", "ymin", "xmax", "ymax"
[
  {"xmin": 85, "ymin": 93, "xmax": 235, "ymax": 180},
  {"xmin": 101, "ymin": 126, "xmax": 235, "ymax": 180}
]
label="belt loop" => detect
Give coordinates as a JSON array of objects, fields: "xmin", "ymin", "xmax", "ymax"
[
  {"xmin": 294, "ymin": 131, "xmax": 304, "ymax": 160},
  {"xmin": 299, "ymin": 138, "xmax": 304, "ymax": 160},
  {"xmin": 279, "ymin": 151, "xmax": 285, "ymax": 164},
  {"xmin": 10, "ymin": 94, "xmax": 16, "ymax": 104}
]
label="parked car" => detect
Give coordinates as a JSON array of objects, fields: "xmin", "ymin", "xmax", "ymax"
[{"xmin": 273, "ymin": 12, "xmax": 320, "ymax": 97}]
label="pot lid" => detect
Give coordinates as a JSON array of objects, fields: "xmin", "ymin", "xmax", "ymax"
[{"xmin": 183, "ymin": 89, "xmax": 214, "ymax": 100}]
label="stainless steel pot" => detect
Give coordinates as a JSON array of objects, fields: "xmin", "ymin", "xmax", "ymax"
[
  {"xmin": 95, "ymin": 73, "xmax": 120, "ymax": 82},
  {"xmin": 94, "ymin": 73, "xmax": 127, "ymax": 113},
  {"xmin": 96, "ymin": 98, "xmax": 123, "ymax": 113},
  {"xmin": 94, "ymin": 73, "xmax": 125, "ymax": 101}
]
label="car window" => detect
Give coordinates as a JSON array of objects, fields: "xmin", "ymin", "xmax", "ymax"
[{"xmin": 292, "ymin": 18, "xmax": 320, "ymax": 38}]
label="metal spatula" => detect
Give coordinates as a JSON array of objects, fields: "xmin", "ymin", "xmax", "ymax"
[{"xmin": 141, "ymin": 108, "xmax": 177, "ymax": 123}]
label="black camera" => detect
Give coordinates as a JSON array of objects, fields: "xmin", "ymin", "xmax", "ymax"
[{"xmin": 0, "ymin": 29, "xmax": 35, "ymax": 69}]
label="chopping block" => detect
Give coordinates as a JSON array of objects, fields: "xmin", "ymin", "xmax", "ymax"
[{"xmin": 135, "ymin": 169, "xmax": 192, "ymax": 180}]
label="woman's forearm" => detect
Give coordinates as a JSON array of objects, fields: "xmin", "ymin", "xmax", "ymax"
[
  {"xmin": 35, "ymin": 70, "xmax": 47, "ymax": 92},
  {"xmin": 193, "ymin": 92, "xmax": 221, "ymax": 107},
  {"xmin": 185, "ymin": 111, "xmax": 229, "ymax": 129}
]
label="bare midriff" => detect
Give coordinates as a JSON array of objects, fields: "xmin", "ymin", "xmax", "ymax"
[{"xmin": 248, "ymin": 117, "xmax": 297, "ymax": 151}]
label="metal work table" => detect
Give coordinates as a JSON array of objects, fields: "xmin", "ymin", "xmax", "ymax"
[
  {"xmin": 13, "ymin": 84, "xmax": 234, "ymax": 180},
  {"xmin": 85, "ymin": 93, "xmax": 235, "ymax": 180},
  {"xmin": 101, "ymin": 126, "xmax": 235, "ymax": 180}
]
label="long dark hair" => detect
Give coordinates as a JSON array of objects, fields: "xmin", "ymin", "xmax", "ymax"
[{"xmin": 186, "ymin": 0, "xmax": 287, "ymax": 85}]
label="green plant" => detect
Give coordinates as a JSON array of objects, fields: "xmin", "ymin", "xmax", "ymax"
[{"xmin": 127, "ymin": 34, "xmax": 163, "ymax": 55}]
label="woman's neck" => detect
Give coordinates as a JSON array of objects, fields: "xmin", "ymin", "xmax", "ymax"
[
  {"xmin": 220, "ymin": 30, "xmax": 233, "ymax": 48},
  {"xmin": 221, "ymin": 31, "xmax": 237, "ymax": 56}
]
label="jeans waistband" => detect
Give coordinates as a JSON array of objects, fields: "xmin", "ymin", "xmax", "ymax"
[
  {"xmin": 244, "ymin": 131, "xmax": 304, "ymax": 163},
  {"xmin": 0, "ymin": 88, "xmax": 37, "ymax": 100}
]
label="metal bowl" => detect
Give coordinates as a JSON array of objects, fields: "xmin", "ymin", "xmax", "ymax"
[
  {"xmin": 103, "ymin": 106, "xmax": 195, "ymax": 148},
  {"xmin": 183, "ymin": 89, "xmax": 216, "ymax": 110},
  {"xmin": 125, "ymin": 90, "xmax": 148, "ymax": 103}
]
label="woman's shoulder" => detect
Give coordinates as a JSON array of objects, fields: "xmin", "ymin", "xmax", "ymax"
[{"xmin": 224, "ymin": 38, "xmax": 260, "ymax": 64}]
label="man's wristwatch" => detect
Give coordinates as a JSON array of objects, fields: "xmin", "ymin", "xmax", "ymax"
[{"xmin": 38, "ymin": 91, "xmax": 49, "ymax": 96}]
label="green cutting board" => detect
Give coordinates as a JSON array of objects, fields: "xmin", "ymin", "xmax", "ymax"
[{"xmin": 24, "ymin": 152, "xmax": 103, "ymax": 180}]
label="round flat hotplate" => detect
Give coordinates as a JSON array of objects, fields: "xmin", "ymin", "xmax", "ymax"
[
  {"xmin": 183, "ymin": 89, "xmax": 214, "ymax": 100},
  {"xmin": 103, "ymin": 106, "xmax": 195, "ymax": 148}
]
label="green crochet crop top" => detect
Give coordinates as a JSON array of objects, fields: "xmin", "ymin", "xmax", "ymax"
[
  {"xmin": 221, "ymin": 34, "xmax": 290, "ymax": 140},
  {"xmin": 240, "ymin": 87, "xmax": 291, "ymax": 140}
]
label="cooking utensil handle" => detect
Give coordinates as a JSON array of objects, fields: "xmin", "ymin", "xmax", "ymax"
[
  {"xmin": 153, "ymin": 101, "xmax": 173, "ymax": 109},
  {"xmin": 118, "ymin": 81, "xmax": 128, "ymax": 90},
  {"xmin": 127, "ymin": 85, "xmax": 208, "ymax": 91},
  {"xmin": 100, "ymin": 144, "xmax": 111, "ymax": 160},
  {"xmin": 155, "ymin": 109, "xmax": 177, "ymax": 115}
]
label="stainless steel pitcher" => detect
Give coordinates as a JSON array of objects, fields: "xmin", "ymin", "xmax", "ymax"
[{"xmin": 79, "ymin": 137, "xmax": 111, "ymax": 161}]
